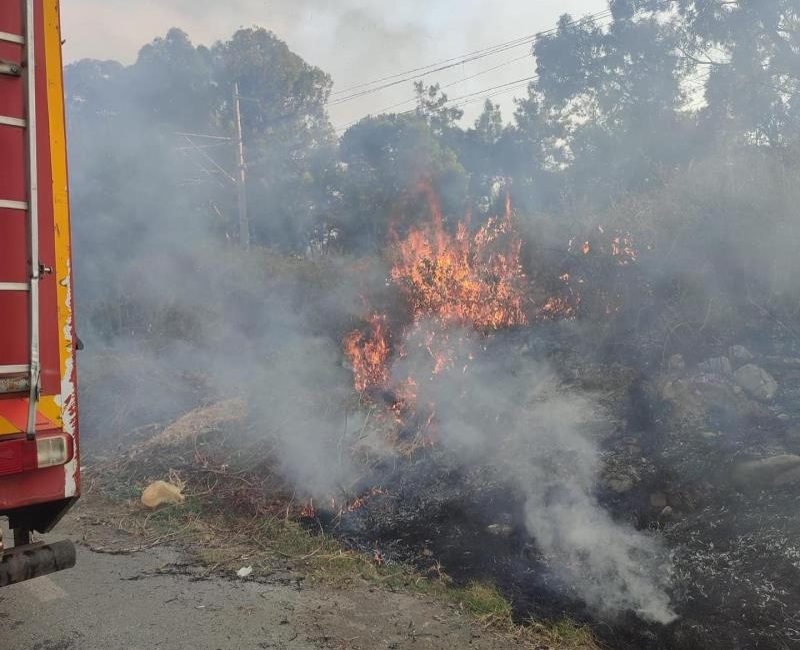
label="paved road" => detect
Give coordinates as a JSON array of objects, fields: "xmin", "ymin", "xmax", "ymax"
[
  {"xmin": 0, "ymin": 504, "xmax": 518, "ymax": 650},
  {"xmin": 0, "ymin": 543, "xmax": 315, "ymax": 650}
]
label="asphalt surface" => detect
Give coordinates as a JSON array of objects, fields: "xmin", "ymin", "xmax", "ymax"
[
  {"xmin": 0, "ymin": 502, "xmax": 521, "ymax": 650},
  {"xmin": 0, "ymin": 543, "xmax": 315, "ymax": 650}
]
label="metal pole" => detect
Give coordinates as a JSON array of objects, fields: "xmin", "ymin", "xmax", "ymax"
[
  {"xmin": 24, "ymin": 0, "xmax": 40, "ymax": 438},
  {"xmin": 233, "ymin": 82, "xmax": 249, "ymax": 249}
]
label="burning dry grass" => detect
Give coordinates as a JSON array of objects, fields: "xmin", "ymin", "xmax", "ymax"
[
  {"xmin": 344, "ymin": 185, "xmax": 531, "ymax": 399},
  {"xmin": 390, "ymin": 190, "xmax": 528, "ymax": 332},
  {"xmin": 84, "ymin": 400, "xmax": 600, "ymax": 650}
]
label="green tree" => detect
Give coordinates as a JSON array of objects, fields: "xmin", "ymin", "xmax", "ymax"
[
  {"xmin": 523, "ymin": 10, "xmax": 692, "ymax": 203},
  {"xmin": 638, "ymin": 0, "xmax": 800, "ymax": 146},
  {"xmin": 336, "ymin": 113, "xmax": 467, "ymax": 250},
  {"xmin": 130, "ymin": 28, "xmax": 217, "ymax": 129},
  {"xmin": 212, "ymin": 28, "xmax": 337, "ymax": 249}
]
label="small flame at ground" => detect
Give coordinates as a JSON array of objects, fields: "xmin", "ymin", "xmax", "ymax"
[{"xmin": 344, "ymin": 313, "xmax": 391, "ymax": 392}]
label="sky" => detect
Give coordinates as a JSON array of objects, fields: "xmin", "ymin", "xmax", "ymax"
[{"xmin": 60, "ymin": 0, "xmax": 606, "ymax": 128}]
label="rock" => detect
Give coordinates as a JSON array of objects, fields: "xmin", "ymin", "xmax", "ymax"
[
  {"xmin": 141, "ymin": 480, "xmax": 185, "ymax": 508},
  {"xmin": 486, "ymin": 523, "xmax": 514, "ymax": 537},
  {"xmin": 697, "ymin": 357, "xmax": 732, "ymax": 376},
  {"xmin": 659, "ymin": 376, "xmax": 764, "ymax": 430},
  {"xmin": 733, "ymin": 364, "xmax": 778, "ymax": 401},
  {"xmin": 606, "ymin": 475, "xmax": 635, "ymax": 493},
  {"xmin": 774, "ymin": 466, "xmax": 800, "ymax": 487},
  {"xmin": 667, "ymin": 354, "xmax": 685, "ymax": 372},
  {"xmin": 731, "ymin": 455, "xmax": 800, "ymax": 491},
  {"xmin": 659, "ymin": 506, "xmax": 674, "ymax": 518},
  {"xmin": 729, "ymin": 345, "xmax": 755, "ymax": 363},
  {"xmin": 660, "ymin": 379, "xmax": 677, "ymax": 401},
  {"xmin": 650, "ymin": 493, "xmax": 668, "ymax": 508}
]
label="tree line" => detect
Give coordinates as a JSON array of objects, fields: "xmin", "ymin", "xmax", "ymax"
[{"xmin": 65, "ymin": 1, "xmax": 800, "ymax": 351}]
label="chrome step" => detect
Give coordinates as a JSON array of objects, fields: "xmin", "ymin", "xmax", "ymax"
[
  {"xmin": 0, "ymin": 31, "xmax": 24, "ymax": 45},
  {"xmin": 0, "ymin": 365, "xmax": 30, "ymax": 374},
  {"xmin": 0, "ymin": 62, "xmax": 21, "ymax": 77},
  {"xmin": 0, "ymin": 116, "xmax": 26, "ymax": 128},
  {"xmin": 0, "ymin": 366, "xmax": 30, "ymax": 394},
  {"xmin": 0, "ymin": 200, "xmax": 28, "ymax": 210},
  {"xmin": 0, "ymin": 376, "xmax": 29, "ymax": 394}
]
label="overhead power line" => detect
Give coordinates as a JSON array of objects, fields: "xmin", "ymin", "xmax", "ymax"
[
  {"xmin": 358, "ymin": 52, "xmax": 534, "ymax": 118},
  {"xmin": 334, "ymin": 75, "xmax": 538, "ymax": 133},
  {"xmin": 403, "ymin": 75, "xmax": 539, "ymax": 113},
  {"xmin": 327, "ymin": 10, "xmax": 613, "ymax": 107}
]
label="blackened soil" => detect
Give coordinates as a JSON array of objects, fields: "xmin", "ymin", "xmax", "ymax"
[{"xmin": 324, "ymin": 448, "xmax": 800, "ymax": 650}]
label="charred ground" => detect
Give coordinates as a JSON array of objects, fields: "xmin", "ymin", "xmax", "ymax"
[{"xmin": 69, "ymin": 4, "xmax": 800, "ymax": 650}]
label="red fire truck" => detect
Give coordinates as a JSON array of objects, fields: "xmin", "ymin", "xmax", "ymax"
[{"xmin": 0, "ymin": 0, "xmax": 78, "ymax": 586}]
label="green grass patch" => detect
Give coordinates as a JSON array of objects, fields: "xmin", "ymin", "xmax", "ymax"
[{"xmin": 452, "ymin": 581, "xmax": 514, "ymax": 621}]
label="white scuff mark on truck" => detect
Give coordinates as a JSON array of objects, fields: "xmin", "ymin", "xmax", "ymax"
[{"xmin": 59, "ymin": 269, "xmax": 78, "ymax": 498}]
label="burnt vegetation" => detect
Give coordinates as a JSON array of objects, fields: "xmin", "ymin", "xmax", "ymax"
[{"xmin": 70, "ymin": 3, "xmax": 800, "ymax": 649}]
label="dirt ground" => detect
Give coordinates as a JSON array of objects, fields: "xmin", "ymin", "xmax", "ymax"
[{"xmin": 0, "ymin": 496, "xmax": 545, "ymax": 650}]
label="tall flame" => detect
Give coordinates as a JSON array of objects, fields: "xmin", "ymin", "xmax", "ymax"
[
  {"xmin": 391, "ymin": 187, "xmax": 528, "ymax": 332},
  {"xmin": 344, "ymin": 185, "xmax": 530, "ymax": 399}
]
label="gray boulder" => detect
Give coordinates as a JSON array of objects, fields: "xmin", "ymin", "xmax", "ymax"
[
  {"xmin": 731, "ymin": 455, "xmax": 800, "ymax": 491},
  {"xmin": 733, "ymin": 364, "xmax": 778, "ymax": 401},
  {"xmin": 668, "ymin": 354, "xmax": 686, "ymax": 372},
  {"xmin": 697, "ymin": 357, "xmax": 732, "ymax": 376},
  {"xmin": 729, "ymin": 345, "xmax": 755, "ymax": 363}
]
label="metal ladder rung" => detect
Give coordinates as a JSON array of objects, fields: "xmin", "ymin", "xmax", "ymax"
[
  {"xmin": 0, "ymin": 200, "xmax": 28, "ymax": 210},
  {"xmin": 0, "ymin": 62, "xmax": 21, "ymax": 77},
  {"xmin": 0, "ymin": 31, "xmax": 24, "ymax": 45},
  {"xmin": 0, "ymin": 365, "xmax": 30, "ymax": 375},
  {"xmin": 0, "ymin": 282, "xmax": 29, "ymax": 292},
  {"xmin": 0, "ymin": 116, "xmax": 26, "ymax": 128}
]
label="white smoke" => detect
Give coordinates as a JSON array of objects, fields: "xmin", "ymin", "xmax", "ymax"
[{"xmin": 393, "ymin": 324, "xmax": 676, "ymax": 623}]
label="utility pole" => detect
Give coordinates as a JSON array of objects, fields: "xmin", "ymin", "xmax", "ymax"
[{"xmin": 233, "ymin": 82, "xmax": 250, "ymax": 249}]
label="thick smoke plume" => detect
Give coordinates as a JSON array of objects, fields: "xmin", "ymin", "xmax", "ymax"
[{"xmin": 391, "ymin": 326, "xmax": 675, "ymax": 622}]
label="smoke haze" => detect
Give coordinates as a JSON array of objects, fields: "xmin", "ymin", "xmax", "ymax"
[
  {"xmin": 391, "ymin": 327, "xmax": 675, "ymax": 622},
  {"xmin": 64, "ymin": 2, "xmax": 800, "ymax": 647},
  {"xmin": 61, "ymin": 0, "xmax": 605, "ymax": 125}
]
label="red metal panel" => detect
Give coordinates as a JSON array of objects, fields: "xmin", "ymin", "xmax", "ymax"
[
  {"xmin": 0, "ymin": 458, "xmax": 66, "ymax": 510},
  {"xmin": 0, "ymin": 123, "xmax": 26, "ymax": 201},
  {"xmin": 0, "ymin": 398, "xmax": 54, "ymax": 430},
  {"xmin": 0, "ymin": 440, "xmax": 25, "ymax": 475},
  {"xmin": 0, "ymin": 6, "xmax": 29, "ymax": 380},
  {"xmin": 0, "ymin": 213, "xmax": 26, "ymax": 282},
  {"xmin": 0, "ymin": 2, "xmax": 22, "ymax": 35},
  {"xmin": 0, "ymin": 1, "xmax": 77, "ymax": 512},
  {"xmin": 0, "ymin": 43, "xmax": 24, "ymax": 119},
  {"xmin": 0, "ymin": 292, "xmax": 28, "ymax": 366}
]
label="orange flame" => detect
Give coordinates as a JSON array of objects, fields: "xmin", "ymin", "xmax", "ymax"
[
  {"xmin": 344, "ymin": 313, "xmax": 391, "ymax": 392},
  {"xmin": 343, "ymin": 184, "xmax": 595, "ymax": 419},
  {"xmin": 390, "ymin": 186, "xmax": 528, "ymax": 332}
]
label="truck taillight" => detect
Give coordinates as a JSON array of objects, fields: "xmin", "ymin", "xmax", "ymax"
[
  {"xmin": 0, "ymin": 435, "xmax": 72, "ymax": 476},
  {"xmin": 36, "ymin": 435, "xmax": 70, "ymax": 468}
]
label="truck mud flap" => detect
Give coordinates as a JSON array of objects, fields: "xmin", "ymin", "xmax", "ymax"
[{"xmin": 0, "ymin": 540, "xmax": 76, "ymax": 588}]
